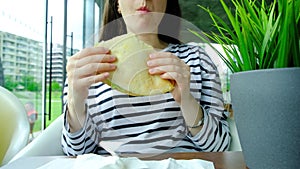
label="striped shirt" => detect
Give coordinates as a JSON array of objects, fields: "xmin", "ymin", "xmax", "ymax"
[{"xmin": 61, "ymin": 43, "xmax": 231, "ymax": 156}]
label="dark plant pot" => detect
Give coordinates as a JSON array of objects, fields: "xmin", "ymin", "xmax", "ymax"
[{"xmin": 230, "ymin": 68, "xmax": 300, "ymax": 169}]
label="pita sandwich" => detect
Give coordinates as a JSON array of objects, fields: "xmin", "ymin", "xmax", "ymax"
[{"xmin": 96, "ymin": 33, "xmax": 174, "ymax": 96}]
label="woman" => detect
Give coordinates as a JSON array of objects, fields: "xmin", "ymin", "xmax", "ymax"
[{"xmin": 62, "ymin": 0, "xmax": 231, "ymax": 156}]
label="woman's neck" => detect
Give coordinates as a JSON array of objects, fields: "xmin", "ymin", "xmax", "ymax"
[{"xmin": 136, "ymin": 33, "xmax": 168, "ymax": 50}]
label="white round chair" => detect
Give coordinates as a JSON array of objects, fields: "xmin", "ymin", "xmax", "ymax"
[{"xmin": 0, "ymin": 86, "xmax": 29, "ymax": 166}]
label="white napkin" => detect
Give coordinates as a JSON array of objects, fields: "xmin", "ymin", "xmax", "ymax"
[
  {"xmin": 74, "ymin": 154, "xmax": 214, "ymax": 169},
  {"xmin": 37, "ymin": 154, "xmax": 215, "ymax": 169},
  {"xmin": 36, "ymin": 158, "xmax": 75, "ymax": 169},
  {"xmin": 74, "ymin": 154, "xmax": 125, "ymax": 169}
]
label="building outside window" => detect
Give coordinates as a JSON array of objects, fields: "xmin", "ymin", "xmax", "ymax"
[{"xmin": 0, "ymin": 0, "xmax": 103, "ymax": 142}]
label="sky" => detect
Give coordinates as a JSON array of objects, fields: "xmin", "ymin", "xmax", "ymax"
[{"xmin": 0, "ymin": 0, "xmax": 83, "ymax": 49}]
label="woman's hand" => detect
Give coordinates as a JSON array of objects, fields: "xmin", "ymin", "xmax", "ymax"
[
  {"xmin": 147, "ymin": 52, "xmax": 204, "ymax": 135},
  {"xmin": 66, "ymin": 47, "xmax": 116, "ymax": 131},
  {"xmin": 147, "ymin": 52, "xmax": 190, "ymax": 104}
]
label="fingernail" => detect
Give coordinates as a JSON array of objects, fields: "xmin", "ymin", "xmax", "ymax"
[
  {"xmin": 149, "ymin": 54, "xmax": 154, "ymax": 58},
  {"xmin": 103, "ymin": 48, "xmax": 110, "ymax": 53},
  {"xmin": 147, "ymin": 61, "xmax": 153, "ymax": 66},
  {"xmin": 103, "ymin": 72, "xmax": 110, "ymax": 77},
  {"xmin": 110, "ymin": 64, "xmax": 116, "ymax": 68},
  {"xmin": 110, "ymin": 56, "xmax": 116, "ymax": 60},
  {"xmin": 149, "ymin": 69, "xmax": 155, "ymax": 74}
]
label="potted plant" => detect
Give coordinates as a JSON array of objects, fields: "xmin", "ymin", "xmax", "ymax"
[{"xmin": 191, "ymin": 0, "xmax": 300, "ymax": 168}]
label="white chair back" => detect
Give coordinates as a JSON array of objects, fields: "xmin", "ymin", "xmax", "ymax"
[{"xmin": 0, "ymin": 86, "xmax": 29, "ymax": 166}]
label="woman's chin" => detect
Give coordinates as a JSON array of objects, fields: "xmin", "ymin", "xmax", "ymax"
[{"xmin": 123, "ymin": 13, "xmax": 163, "ymax": 34}]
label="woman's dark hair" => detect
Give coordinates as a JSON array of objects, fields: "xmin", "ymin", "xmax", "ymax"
[{"xmin": 99, "ymin": 0, "xmax": 182, "ymax": 44}]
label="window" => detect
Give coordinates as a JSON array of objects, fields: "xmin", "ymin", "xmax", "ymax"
[{"xmin": 1, "ymin": 0, "xmax": 105, "ymax": 144}]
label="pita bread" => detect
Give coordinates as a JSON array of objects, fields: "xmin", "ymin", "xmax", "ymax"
[{"xmin": 96, "ymin": 33, "xmax": 174, "ymax": 96}]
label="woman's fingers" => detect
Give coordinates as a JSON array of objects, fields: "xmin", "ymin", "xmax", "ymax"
[
  {"xmin": 67, "ymin": 47, "xmax": 117, "ymax": 96},
  {"xmin": 149, "ymin": 65, "xmax": 182, "ymax": 75},
  {"xmin": 72, "ymin": 54, "xmax": 116, "ymax": 68},
  {"xmin": 67, "ymin": 61, "xmax": 116, "ymax": 91},
  {"xmin": 67, "ymin": 46, "xmax": 117, "ymax": 79},
  {"xmin": 147, "ymin": 52, "xmax": 190, "ymax": 82},
  {"xmin": 148, "ymin": 52, "xmax": 189, "ymax": 70},
  {"xmin": 73, "ymin": 63, "xmax": 116, "ymax": 79},
  {"xmin": 68, "ymin": 51, "xmax": 116, "ymax": 69},
  {"xmin": 73, "ymin": 46, "xmax": 110, "ymax": 59},
  {"xmin": 70, "ymin": 72, "xmax": 110, "ymax": 90},
  {"xmin": 159, "ymin": 71, "xmax": 189, "ymax": 81}
]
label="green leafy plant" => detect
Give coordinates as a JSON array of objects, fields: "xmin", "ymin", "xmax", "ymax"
[{"xmin": 190, "ymin": 0, "xmax": 300, "ymax": 72}]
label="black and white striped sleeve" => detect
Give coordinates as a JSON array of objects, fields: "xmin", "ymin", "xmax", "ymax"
[{"xmin": 61, "ymin": 81, "xmax": 100, "ymax": 156}]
